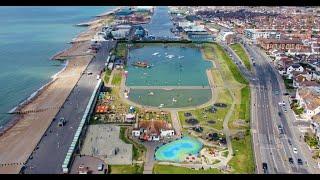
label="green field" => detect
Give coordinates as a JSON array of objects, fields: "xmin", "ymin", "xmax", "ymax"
[
  {"xmin": 111, "ymin": 71, "xmax": 122, "ymax": 86},
  {"xmin": 230, "ymin": 43, "xmax": 252, "ymax": 71},
  {"xmin": 115, "ymin": 43, "xmax": 127, "ymax": 59},
  {"xmin": 109, "ymin": 164, "xmax": 143, "ymax": 174},
  {"xmin": 153, "ymin": 164, "xmax": 223, "ymax": 174},
  {"xmin": 201, "ymin": 43, "xmax": 254, "ymax": 173},
  {"xmin": 228, "ymin": 135, "xmax": 255, "ymax": 173},
  {"xmin": 212, "ymin": 43, "xmax": 249, "ymax": 85},
  {"xmin": 103, "ymin": 69, "xmax": 112, "ymax": 85}
]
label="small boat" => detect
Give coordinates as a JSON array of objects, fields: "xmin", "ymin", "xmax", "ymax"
[
  {"xmin": 152, "ymin": 52, "xmax": 160, "ymax": 56},
  {"xmin": 148, "ymin": 92, "xmax": 154, "ymax": 96},
  {"xmin": 132, "ymin": 61, "xmax": 150, "ymax": 68},
  {"xmin": 172, "ymin": 98, "xmax": 177, "ymax": 102},
  {"xmin": 159, "ymin": 104, "xmax": 164, "ymax": 108},
  {"xmin": 178, "ymin": 56, "xmax": 184, "ymax": 59},
  {"xmin": 166, "ymin": 55, "xmax": 175, "ymax": 59}
]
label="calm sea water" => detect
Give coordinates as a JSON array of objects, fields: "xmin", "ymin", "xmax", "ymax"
[{"xmin": 0, "ymin": 6, "xmax": 116, "ymax": 127}]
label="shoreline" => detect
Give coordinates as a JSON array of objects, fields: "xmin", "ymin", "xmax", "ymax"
[{"xmin": 0, "ymin": 7, "xmax": 117, "ymax": 136}]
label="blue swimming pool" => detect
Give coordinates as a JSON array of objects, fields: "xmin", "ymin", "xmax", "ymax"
[{"xmin": 155, "ymin": 136, "xmax": 203, "ymax": 162}]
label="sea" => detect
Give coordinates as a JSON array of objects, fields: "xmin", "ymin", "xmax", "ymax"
[{"xmin": 0, "ymin": 6, "xmax": 117, "ymax": 128}]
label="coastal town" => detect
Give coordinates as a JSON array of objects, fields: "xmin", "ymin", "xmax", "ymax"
[{"xmin": 0, "ymin": 6, "xmax": 319, "ymax": 174}]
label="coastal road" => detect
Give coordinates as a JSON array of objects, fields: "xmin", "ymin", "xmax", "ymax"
[
  {"xmin": 23, "ymin": 40, "xmax": 116, "ymax": 174},
  {"xmin": 242, "ymin": 39, "xmax": 310, "ymax": 174}
]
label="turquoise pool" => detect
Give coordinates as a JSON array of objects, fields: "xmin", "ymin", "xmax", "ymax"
[{"xmin": 155, "ymin": 136, "xmax": 203, "ymax": 162}]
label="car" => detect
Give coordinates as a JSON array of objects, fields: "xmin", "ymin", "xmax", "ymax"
[
  {"xmin": 87, "ymin": 72, "xmax": 93, "ymax": 75},
  {"xmin": 283, "ymin": 92, "xmax": 290, "ymax": 96},
  {"xmin": 97, "ymin": 163, "xmax": 104, "ymax": 171},
  {"xmin": 293, "ymin": 147, "xmax": 298, "ymax": 154},
  {"xmin": 58, "ymin": 117, "xmax": 66, "ymax": 127},
  {"xmin": 275, "ymin": 90, "xmax": 279, "ymax": 95},
  {"xmin": 278, "ymin": 125, "xmax": 284, "ymax": 134},
  {"xmin": 278, "ymin": 112, "xmax": 282, "ymax": 116},
  {"xmin": 262, "ymin": 163, "xmax": 268, "ymax": 174},
  {"xmin": 288, "ymin": 157, "xmax": 294, "ymax": 164},
  {"xmin": 297, "ymin": 158, "xmax": 303, "ymax": 165},
  {"xmin": 288, "ymin": 139, "xmax": 292, "ymax": 145}
]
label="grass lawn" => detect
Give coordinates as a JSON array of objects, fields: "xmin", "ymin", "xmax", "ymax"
[
  {"xmin": 103, "ymin": 69, "xmax": 112, "ymax": 85},
  {"xmin": 120, "ymin": 127, "xmax": 146, "ymax": 161},
  {"xmin": 228, "ymin": 134, "xmax": 255, "ymax": 173},
  {"xmin": 212, "ymin": 43, "xmax": 248, "ymax": 85},
  {"xmin": 111, "ymin": 71, "xmax": 122, "ymax": 86},
  {"xmin": 153, "ymin": 164, "xmax": 223, "ymax": 174},
  {"xmin": 115, "ymin": 43, "xmax": 127, "ymax": 59},
  {"xmin": 178, "ymin": 89, "xmax": 232, "ymax": 131},
  {"xmin": 109, "ymin": 164, "xmax": 143, "ymax": 174},
  {"xmin": 230, "ymin": 43, "xmax": 252, "ymax": 71},
  {"xmin": 239, "ymin": 86, "xmax": 250, "ymax": 122}
]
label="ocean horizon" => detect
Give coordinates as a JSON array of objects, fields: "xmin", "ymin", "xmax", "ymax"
[{"xmin": 0, "ymin": 6, "xmax": 116, "ymax": 128}]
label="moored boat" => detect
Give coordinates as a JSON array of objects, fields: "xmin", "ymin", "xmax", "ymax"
[{"xmin": 132, "ymin": 61, "xmax": 150, "ymax": 68}]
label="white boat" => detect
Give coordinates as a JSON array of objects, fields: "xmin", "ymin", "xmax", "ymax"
[
  {"xmin": 148, "ymin": 92, "xmax": 154, "ymax": 96},
  {"xmin": 152, "ymin": 52, "xmax": 160, "ymax": 56},
  {"xmin": 178, "ymin": 56, "xmax": 184, "ymax": 59},
  {"xmin": 166, "ymin": 55, "xmax": 175, "ymax": 59},
  {"xmin": 159, "ymin": 104, "xmax": 164, "ymax": 108},
  {"xmin": 172, "ymin": 98, "xmax": 177, "ymax": 102}
]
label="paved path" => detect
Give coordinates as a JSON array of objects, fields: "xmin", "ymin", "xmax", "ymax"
[{"xmin": 170, "ymin": 111, "xmax": 182, "ymax": 138}]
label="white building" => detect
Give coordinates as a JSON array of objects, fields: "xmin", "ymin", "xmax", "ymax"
[
  {"xmin": 286, "ymin": 64, "xmax": 304, "ymax": 76},
  {"xmin": 296, "ymin": 86, "xmax": 320, "ymax": 120}
]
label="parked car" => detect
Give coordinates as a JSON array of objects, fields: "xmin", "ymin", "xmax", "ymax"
[
  {"xmin": 58, "ymin": 117, "xmax": 66, "ymax": 127},
  {"xmin": 288, "ymin": 157, "xmax": 294, "ymax": 164},
  {"xmin": 262, "ymin": 163, "xmax": 268, "ymax": 174},
  {"xmin": 97, "ymin": 163, "xmax": 104, "ymax": 171},
  {"xmin": 293, "ymin": 147, "xmax": 298, "ymax": 154},
  {"xmin": 288, "ymin": 139, "xmax": 292, "ymax": 145},
  {"xmin": 278, "ymin": 125, "xmax": 284, "ymax": 134},
  {"xmin": 297, "ymin": 158, "xmax": 303, "ymax": 165}
]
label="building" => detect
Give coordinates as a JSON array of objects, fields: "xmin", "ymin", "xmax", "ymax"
[
  {"xmin": 244, "ymin": 29, "xmax": 281, "ymax": 43},
  {"xmin": 187, "ymin": 31, "xmax": 213, "ymax": 42},
  {"xmin": 296, "ymin": 86, "xmax": 320, "ymax": 120},
  {"xmin": 216, "ymin": 31, "xmax": 236, "ymax": 44},
  {"xmin": 258, "ymin": 38, "xmax": 303, "ymax": 51},
  {"xmin": 286, "ymin": 63, "xmax": 304, "ymax": 75},
  {"xmin": 132, "ymin": 120, "xmax": 175, "ymax": 141}
]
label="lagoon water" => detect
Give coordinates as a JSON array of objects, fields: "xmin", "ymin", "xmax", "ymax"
[
  {"xmin": 142, "ymin": 6, "xmax": 175, "ymax": 38},
  {"xmin": 126, "ymin": 44, "xmax": 213, "ymax": 108},
  {"xmin": 0, "ymin": 6, "xmax": 116, "ymax": 127},
  {"xmin": 126, "ymin": 45, "xmax": 212, "ymax": 86}
]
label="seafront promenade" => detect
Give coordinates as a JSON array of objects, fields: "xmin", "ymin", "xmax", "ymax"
[
  {"xmin": 0, "ymin": 11, "xmax": 115, "ymax": 174},
  {"xmin": 0, "ymin": 54, "xmax": 93, "ymax": 174}
]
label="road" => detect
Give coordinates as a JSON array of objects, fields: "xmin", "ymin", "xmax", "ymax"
[
  {"xmin": 238, "ymin": 38, "xmax": 311, "ymax": 174},
  {"xmin": 23, "ymin": 40, "xmax": 116, "ymax": 174}
]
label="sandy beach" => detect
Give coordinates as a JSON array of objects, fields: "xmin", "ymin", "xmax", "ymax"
[{"xmin": 0, "ymin": 8, "xmax": 116, "ymax": 174}]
